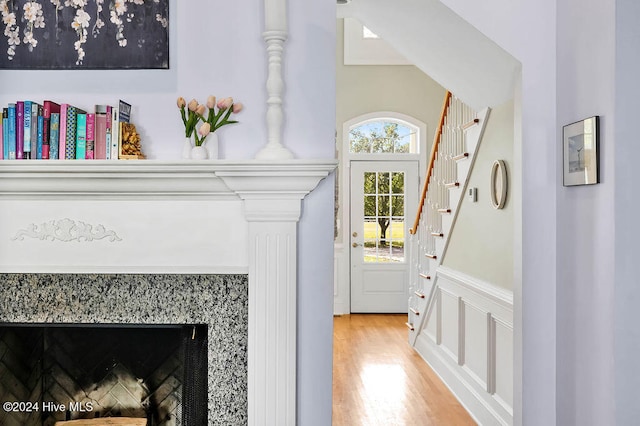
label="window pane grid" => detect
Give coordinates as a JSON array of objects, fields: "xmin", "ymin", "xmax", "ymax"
[{"xmin": 362, "ymin": 171, "xmax": 405, "ymax": 263}]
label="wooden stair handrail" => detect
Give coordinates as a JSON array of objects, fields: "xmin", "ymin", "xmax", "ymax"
[{"xmin": 409, "ymin": 91, "xmax": 452, "ymax": 234}]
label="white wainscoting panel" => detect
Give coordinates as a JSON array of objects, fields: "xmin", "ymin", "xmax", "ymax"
[
  {"xmin": 463, "ymin": 301, "xmax": 489, "ymax": 389},
  {"xmin": 440, "ymin": 289, "xmax": 460, "ymax": 362},
  {"xmin": 425, "ymin": 288, "xmax": 439, "ymax": 343},
  {"xmin": 415, "ymin": 266, "xmax": 513, "ymax": 425},
  {"xmin": 493, "ymin": 318, "xmax": 514, "ymax": 413},
  {"xmin": 333, "ymin": 243, "xmax": 349, "ymax": 315}
]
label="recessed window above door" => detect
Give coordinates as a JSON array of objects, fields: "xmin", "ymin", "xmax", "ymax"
[{"xmin": 349, "ymin": 120, "xmax": 418, "ymax": 154}]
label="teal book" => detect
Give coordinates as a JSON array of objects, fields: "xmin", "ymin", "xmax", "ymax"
[
  {"xmin": 64, "ymin": 106, "xmax": 84, "ymax": 159},
  {"xmin": 36, "ymin": 109, "xmax": 43, "ymax": 159},
  {"xmin": 75, "ymin": 113, "xmax": 87, "ymax": 160}
]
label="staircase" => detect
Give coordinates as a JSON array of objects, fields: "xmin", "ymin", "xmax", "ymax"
[{"xmin": 406, "ymin": 91, "xmax": 489, "ymax": 345}]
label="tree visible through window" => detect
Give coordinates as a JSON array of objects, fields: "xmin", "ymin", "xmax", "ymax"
[
  {"xmin": 363, "ymin": 171, "xmax": 405, "ymax": 262},
  {"xmin": 349, "ymin": 121, "xmax": 415, "ymax": 154}
]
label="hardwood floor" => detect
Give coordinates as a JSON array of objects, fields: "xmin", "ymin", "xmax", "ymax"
[{"xmin": 333, "ymin": 314, "xmax": 476, "ymax": 426}]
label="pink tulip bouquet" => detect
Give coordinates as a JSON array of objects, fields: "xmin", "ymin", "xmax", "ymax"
[{"xmin": 177, "ymin": 95, "xmax": 243, "ymax": 146}]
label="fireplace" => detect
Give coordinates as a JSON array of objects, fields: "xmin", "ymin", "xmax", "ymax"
[
  {"xmin": 0, "ymin": 161, "xmax": 335, "ymax": 425},
  {"xmin": 0, "ymin": 273, "xmax": 247, "ymax": 425},
  {"xmin": 0, "ymin": 324, "xmax": 208, "ymax": 425}
]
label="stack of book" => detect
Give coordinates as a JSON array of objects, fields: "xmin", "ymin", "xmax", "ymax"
[{"xmin": 0, "ymin": 100, "xmax": 132, "ymax": 160}]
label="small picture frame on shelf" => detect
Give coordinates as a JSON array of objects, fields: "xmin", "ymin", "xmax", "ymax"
[{"xmin": 563, "ymin": 116, "xmax": 599, "ymax": 186}]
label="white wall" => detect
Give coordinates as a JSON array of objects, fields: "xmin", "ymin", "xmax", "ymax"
[
  {"xmin": 614, "ymin": 1, "xmax": 640, "ymax": 424},
  {"xmin": 556, "ymin": 0, "xmax": 615, "ymax": 424},
  {"xmin": 0, "ymin": 1, "xmax": 337, "ymax": 424},
  {"xmin": 443, "ymin": 99, "xmax": 514, "ymax": 290}
]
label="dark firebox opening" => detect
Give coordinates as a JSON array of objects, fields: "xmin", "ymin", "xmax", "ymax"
[{"xmin": 0, "ymin": 324, "xmax": 208, "ymax": 426}]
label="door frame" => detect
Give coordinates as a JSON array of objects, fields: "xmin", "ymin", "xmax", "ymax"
[{"xmin": 334, "ymin": 112, "xmax": 427, "ymax": 315}]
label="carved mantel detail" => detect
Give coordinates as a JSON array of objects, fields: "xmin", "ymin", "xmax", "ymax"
[{"xmin": 11, "ymin": 218, "xmax": 122, "ymax": 243}]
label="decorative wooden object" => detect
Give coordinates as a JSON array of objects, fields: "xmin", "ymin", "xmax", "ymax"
[
  {"xmin": 55, "ymin": 419, "xmax": 146, "ymax": 425},
  {"xmin": 118, "ymin": 123, "xmax": 146, "ymax": 159}
]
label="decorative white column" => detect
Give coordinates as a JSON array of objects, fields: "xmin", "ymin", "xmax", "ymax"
[
  {"xmin": 257, "ymin": 0, "xmax": 294, "ymax": 160},
  {"xmin": 216, "ymin": 161, "xmax": 335, "ymax": 426}
]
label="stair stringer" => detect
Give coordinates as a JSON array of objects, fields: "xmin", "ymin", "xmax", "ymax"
[
  {"xmin": 439, "ymin": 107, "xmax": 491, "ymax": 262},
  {"xmin": 408, "ymin": 107, "xmax": 490, "ymax": 346}
]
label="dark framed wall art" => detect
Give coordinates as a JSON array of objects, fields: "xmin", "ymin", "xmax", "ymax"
[
  {"xmin": 0, "ymin": 0, "xmax": 169, "ymax": 69},
  {"xmin": 563, "ymin": 115, "xmax": 599, "ymax": 186}
]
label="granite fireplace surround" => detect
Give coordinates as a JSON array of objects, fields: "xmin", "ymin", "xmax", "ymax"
[
  {"xmin": 0, "ymin": 161, "xmax": 335, "ymax": 426},
  {"xmin": 0, "ymin": 273, "xmax": 247, "ymax": 425}
]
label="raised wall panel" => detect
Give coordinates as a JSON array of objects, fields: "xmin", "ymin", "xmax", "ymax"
[
  {"xmin": 463, "ymin": 302, "xmax": 488, "ymax": 388},
  {"xmin": 424, "ymin": 289, "xmax": 439, "ymax": 342},
  {"xmin": 440, "ymin": 290, "xmax": 459, "ymax": 360},
  {"xmin": 494, "ymin": 318, "xmax": 514, "ymax": 411}
]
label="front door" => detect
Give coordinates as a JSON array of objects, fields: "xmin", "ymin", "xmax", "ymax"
[{"xmin": 350, "ymin": 161, "xmax": 419, "ymax": 313}]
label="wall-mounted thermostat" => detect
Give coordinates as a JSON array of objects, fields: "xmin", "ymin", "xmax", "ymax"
[{"xmin": 468, "ymin": 187, "xmax": 478, "ymax": 202}]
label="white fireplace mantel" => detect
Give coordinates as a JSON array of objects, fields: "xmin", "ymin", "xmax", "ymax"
[{"xmin": 0, "ymin": 159, "xmax": 336, "ymax": 426}]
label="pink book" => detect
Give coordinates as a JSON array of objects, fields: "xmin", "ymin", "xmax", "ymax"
[
  {"xmin": 59, "ymin": 104, "xmax": 68, "ymax": 159},
  {"xmin": 94, "ymin": 105, "xmax": 107, "ymax": 159},
  {"xmin": 0, "ymin": 119, "xmax": 3, "ymax": 160},
  {"xmin": 42, "ymin": 100, "xmax": 60, "ymax": 160},
  {"xmin": 85, "ymin": 113, "xmax": 95, "ymax": 159}
]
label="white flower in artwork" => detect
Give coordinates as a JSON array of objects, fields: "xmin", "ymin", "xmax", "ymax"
[
  {"xmin": 23, "ymin": 32, "xmax": 37, "ymax": 48},
  {"xmin": 68, "ymin": 0, "xmax": 87, "ymax": 7},
  {"xmin": 110, "ymin": 10, "xmax": 121, "ymax": 25},
  {"xmin": 20, "ymin": 2, "xmax": 45, "ymax": 52},
  {"xmin": 7, "ymin": 28, "xmax": 19, "ymax": 45},
  {"xmin": 35, "ymin": 14, "xmax": 45, "ymax": 29},
  {"xmin": 114, "ymin": 0, "xmax": 127, "ymax": 15},
  {"xmin": 2, "ymin": 11, "xmax": 15, "ymax": 27},
  {"xmin": 155, "ymin": 13, "xmax": 167, "ymax": 28},
  {"xmin": 24, "ymin": 2, "xmax": 39, "ymax": 22},
  {"xmin": 118, "ymin": 38, "xmax": 127, "ymax": 47},
  {"xmin": 72, "ymin": 8, "xmax": 90, "ymax": 30}
]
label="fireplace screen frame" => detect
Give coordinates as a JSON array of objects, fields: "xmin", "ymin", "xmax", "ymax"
[{"xmin": 0, "ymin": 323, "xmax": 209, "ymax": 425}]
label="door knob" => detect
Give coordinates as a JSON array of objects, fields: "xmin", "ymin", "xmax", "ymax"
[
  {"xmin": 352, "ymin": 242, "xmax": 361, "ymax": 248},
  {"xmin": 352, "ymin": 232, "xmax": 358, "ymax": 237}
]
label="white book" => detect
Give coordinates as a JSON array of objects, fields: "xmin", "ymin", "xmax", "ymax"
[{"xmin": 110, "ymin": 106, "xmax": 119, "ymax": 160}]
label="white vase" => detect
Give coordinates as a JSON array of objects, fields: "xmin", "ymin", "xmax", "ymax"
[
  {"xmin": 182, "ymin": 137, "xmax": 193, "ymax": 160},
  {"xmin": 191, "ymin": 144, "xmax": 208, "ymax": 160},
  {"xmin": 206, "ymin": 133, "xmax": 219, "ymax": 159}
]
